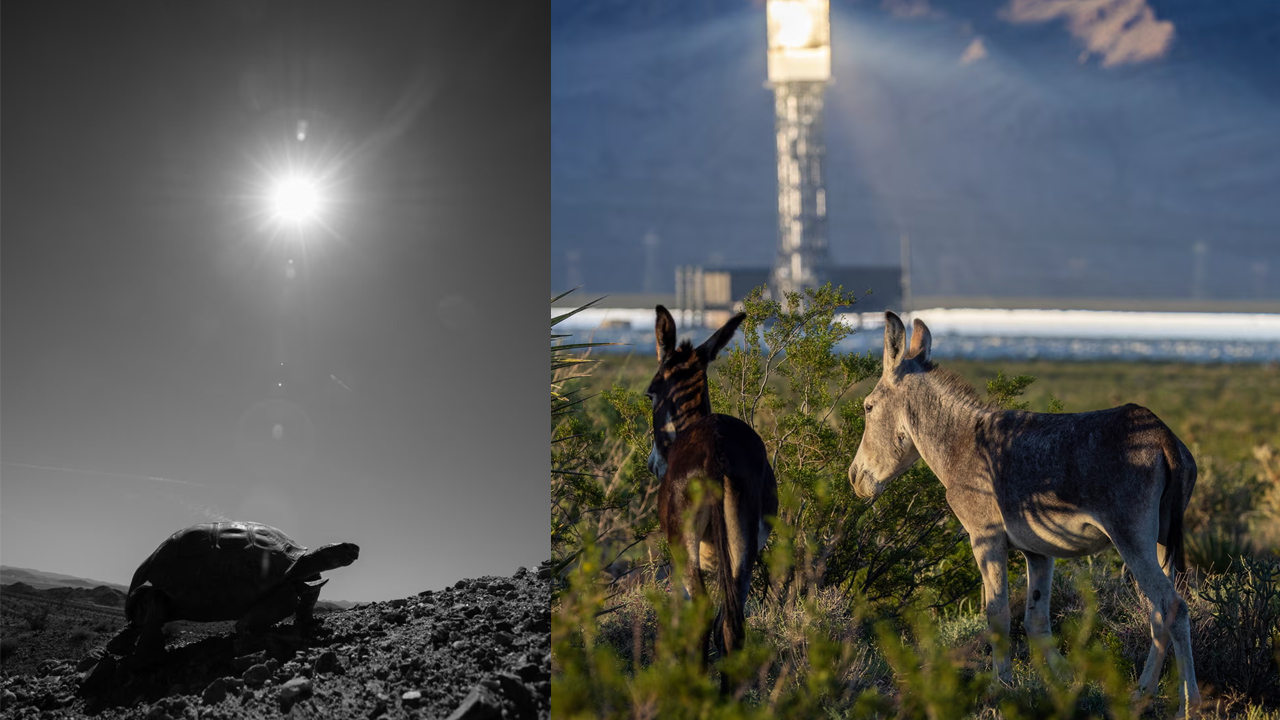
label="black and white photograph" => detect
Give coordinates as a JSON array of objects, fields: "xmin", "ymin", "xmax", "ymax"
[{"xmin": 1, "ymin": 2, "xmax": 549, "ymax": 718}]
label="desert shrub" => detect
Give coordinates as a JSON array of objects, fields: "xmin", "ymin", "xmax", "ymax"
[
  {"xmin": 0, "ymin": 636, "xmax": 20, "ymax": 662},
  {"xmin": 1248, "ymin": 444, "xmax": 1280, "ymax": 554},
  {"xmin": 21, "ymin": 602, "xmax": 52, "ymax": 633},
  {"xmin": 1194, "ymin": 557, "xmax": 1280, "ymax": 704},
  {"xmin": 551, "ymin": 291, "xmax": 638, "ymax": 565},
  {"xmin": 553, "ymin": 534, "xmax": 866, "ymax": 719},
  {"xmin": 1184, "ymin": 453, "xmax": 1271, "ymax": 573},
  {"xmin": 1188, "ymin": 529, "xmax": 1258, "ymax": 576},
  {"xmin": 69, "ymin": 626, "xmax": 94, "ymax": 646}
]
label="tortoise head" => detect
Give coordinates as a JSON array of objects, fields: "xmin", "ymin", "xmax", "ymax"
[{"xmin": 305, "ymin": 542, "xmax": 360, "ymax": 572}]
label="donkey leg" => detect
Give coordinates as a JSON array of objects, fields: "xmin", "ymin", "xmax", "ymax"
[
  {"xmin": 679, "ymin": 503, "xmax": 714, "ymax": 668},
  {"xmin": 1023, "ymin": 551, "xmax": 1068, "ymax": 677},
  {"xmin": 970, "ymin": 533, "xmax": 1012, "ymax": 684},
  {"xmin": 1138, "ymin": 542, "xmax": 1175, "ymax": 697},
  {"xmin": 716, "ymin": 485, "xmax": 757, "ymax": 694},
  {"xmin": 1118, "ymin": 539, "xmax": 1200, "ymax": 717}
]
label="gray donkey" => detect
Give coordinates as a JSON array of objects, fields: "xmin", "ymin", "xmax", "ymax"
[{"xmin": 848, "ymin": 311, "xmax": 1199, "ymax": 717}]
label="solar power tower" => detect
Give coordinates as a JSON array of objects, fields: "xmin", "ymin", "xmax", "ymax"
[{"xmin": 766, "ymin": 0, "xmax": 832, "ymax": 300}]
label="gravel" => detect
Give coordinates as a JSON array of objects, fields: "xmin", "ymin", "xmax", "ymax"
[{"xmin": 0, "ymin": 561, "xmax": 551, "ymax": 719}]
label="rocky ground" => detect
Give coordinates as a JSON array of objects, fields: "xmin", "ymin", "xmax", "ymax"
[{"xmin": 0, "ymin": 561, "xmax": 552, "ymax": 719}]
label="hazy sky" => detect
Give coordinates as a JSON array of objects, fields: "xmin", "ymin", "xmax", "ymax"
[
  {"xmin": 551, "ymin": 0, "xmax": 1280, "ymax": 299},
  {"xmin": 1, "ymin": 1, "xmax": 548, "ymax": 602}
]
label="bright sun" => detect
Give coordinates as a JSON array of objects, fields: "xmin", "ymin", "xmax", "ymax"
[{"xmin": 270, "ymin": 175, "xmax": 321, "ymax": 224}]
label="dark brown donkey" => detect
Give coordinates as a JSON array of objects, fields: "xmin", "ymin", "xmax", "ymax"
[{"xmin": 648, "ymin": 306, "xmax": 779, "ymax": 668}]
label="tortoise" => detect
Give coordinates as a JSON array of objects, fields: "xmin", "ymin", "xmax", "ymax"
[{"xmin": 115, "ymin": 521, "xmax": 359, "ymax": 656}]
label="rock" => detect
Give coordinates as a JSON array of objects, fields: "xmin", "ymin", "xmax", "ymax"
[
  {"xmin": 233, "ymin": 652, "xmax": 266, "ymax": 673},
  {"xmin": 445, "ymin": 686, "xmax": 501, "ymax": 720},
  {"xmin": 76, "ymin": 649, "xmax": 106, "ymax": 672},
  {"xmin": 243, "ymin": 663, "xmax": 271, "ymax": 689},
  {"xmin": 515, "ymin": 662, "xmax": 542, "ymax": 683},
  {"xmin": 400, "ymin": 690, "xmax": 422, "ymax": 707},
  {"xmin": 278, "ymin": 677, "xmax": 313, "ymax": 711},
  {"xmin": 313, "ymin": 649, "xmax": 342, "ymax": 675},
  {"xmin": 201, "ymin": 678, "xmax": 228, "ymax": 705},
  {"xmin": 79, "ymin": 652, "xmax": 118, "ymax": 695},
  {"xmin": 494, "ymin": 632, "xmax": 515, "ymax": 647},
  {"xmin": 527, "ymin": 612, "xmax": 550, "ymax": 634},
  {"xmin": 496, "ymin": 673, "xmax": 537, "ymax": 720},
  {"xmin": 0, "ymin": 690, "xmax": 15, "ymax": 710},
  {"xmin": 387, "ymin": 598, "xmax": 408, "ymax": 609}
]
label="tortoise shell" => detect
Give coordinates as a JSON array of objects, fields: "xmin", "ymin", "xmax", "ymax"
[{"xmin": 127, "ymin": 521, "xmax": 313, "ymax": 623}]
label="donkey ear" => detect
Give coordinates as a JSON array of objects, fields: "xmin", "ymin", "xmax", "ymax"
[
  {"xmin": 696, "ymin": 312, "xmax": 745, "ymax": 363},
  {"xmin": 908, "ymin": 318, "xmax": 932, "ymax": 365},
  {"xmin": 883, "ymin": 311, "xmax": 907, "ymax": 373},
  {"xmin": 655, "ymin": 305, "xmax": 677, "ymax": 361}
]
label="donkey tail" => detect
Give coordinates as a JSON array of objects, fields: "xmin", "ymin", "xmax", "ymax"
[
  {"xmin": 1163, "ymin": 441, "xmax": 1196, "ymax": 577},
  {"xmin": 711, "ymin": 488, "xmax": 745, "ymax": 659}
]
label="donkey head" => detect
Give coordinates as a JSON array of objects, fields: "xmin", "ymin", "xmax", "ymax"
[
  {"xmin": 646, "ymin": 306, "xmax": 746, "ymax": 479},
  {"xmin": 848, "ymin": 311, "xmax": 933, "ymax": 499}
]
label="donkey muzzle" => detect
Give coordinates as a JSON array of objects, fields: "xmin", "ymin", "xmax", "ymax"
[
  {"xmin": 647, "ymin": 444, "xmax": 668, "ymax": 479},
  {"xmin": 849, "ymin": 465, "xmax": 881, "ymax": 500}
]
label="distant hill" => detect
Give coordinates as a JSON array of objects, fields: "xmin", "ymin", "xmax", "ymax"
[
  {"xmin": 0, "ymin": 565, "xmax": 129, "ymax": 593},
  {"xmin": 0, "ymin": 566, "xmax": 362, "ymax": 608},
  {"xmin": 1, "ymin": 581, "xmax": 127, "ymax": 608},
  {"xmin": 314, "ymin": 599, "xmax": 359, "ymax": 612}
]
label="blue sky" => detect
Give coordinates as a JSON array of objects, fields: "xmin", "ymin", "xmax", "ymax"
[{"xmin": 551, "ymin": 0, "xmax": 1280, "ymax": 299}]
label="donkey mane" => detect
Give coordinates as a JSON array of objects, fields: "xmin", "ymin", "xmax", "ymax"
[{"xmin": 921, "ymin": 365, "xmax": 988, "ymax": 408}]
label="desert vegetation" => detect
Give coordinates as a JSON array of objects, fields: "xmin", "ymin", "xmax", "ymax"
[{"xmin": 551, "ymin": 286, "xmax": 1280, "ymax": 719}]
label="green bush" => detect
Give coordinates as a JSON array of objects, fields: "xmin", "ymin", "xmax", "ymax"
[{"xmin": 1195, "ymin": 557, "xmax": 1280, "ymax": 704}]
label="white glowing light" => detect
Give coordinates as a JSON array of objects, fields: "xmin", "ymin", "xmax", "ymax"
[
  {"xmin": 270, "ymin": 175, "xmax": 320, "ymax": 224},
  {"xmin": 771, "ymin": 1, "xmax": 817, "ymax": 49},
  {"xmin": 766, "ymin": 0, "xmax": 830, "ymax": 81}
]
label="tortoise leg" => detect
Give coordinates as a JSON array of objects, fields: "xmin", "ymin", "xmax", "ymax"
[
  {"xmin": 294, "ymin": 579, "xmax": 326, "ymax": 628},
  {"xmin": 235, "ymin": 582, "xmax": 300, "ymax": 634},
  {"xmin": 130, "ymin": 587, "xmax": 170, "ymax": 668}
]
